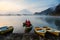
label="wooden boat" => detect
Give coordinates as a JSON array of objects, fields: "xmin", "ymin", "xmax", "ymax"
[
  {"xmin": 24, "ymin": 26, "xmax": 32, "ymax": 33},
  {"xmin": 23, "ymin": 23, "xmax": 32, "ymax": 33},
  {"xmin": 34, "ymin": 27, "xmax": 46, "ymax": 37},
  {"xmin": 34, "ymin": 26, "xmax": 60, "ymax": 40},
  {"xmin": 0, "ymin": 26, "xmax": 14, "ymax": 35},
  {"xmin": 47, "ymin": 28, "xmax": 60, "ymax": 36},
  {"xmin": 43, "ymin": 26, "xmax": 60, "ymax": 36},
  {"xmin": 34, "ymin": 26, "xmax": 60, "ymax": 37}
]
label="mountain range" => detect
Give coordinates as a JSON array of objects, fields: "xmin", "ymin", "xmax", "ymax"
[{"xmin": 34, "ymin": 4, "xmax": 60, "ymax": 16}]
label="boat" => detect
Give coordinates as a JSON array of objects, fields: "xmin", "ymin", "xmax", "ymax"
[
  {"xmin": 34, "ymin": 27, "xmax": 46, "ymax": 37},
  {"xmin": 24, "ymin": 26, "xmax": 32, "ymax": 33},
  {"xmin": 0, "ymin": 26, "xmax": 14, "ymax": 35},
  {"xmin": 23, "ymin": 20, "xmax": 33, "ymax": 33},
  {"xmin": 46, "ymin": 28, "xmax": 60, "ymax": 36},
  {"xmin": 34, "ymin": 26, "xmax": 60, "ymax": 37},
  {"xmin": 43, "ymin": 26, "xmax": 60, "ymax": 36}
]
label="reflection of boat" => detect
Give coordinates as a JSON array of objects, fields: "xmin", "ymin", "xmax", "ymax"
[
  {"xmin": 23, "ymin": 20, "xmax": 32, "ymax": 33},
  {"xmin": 0, "ymin": 26, "xmax": 14, "ymax": 35}
]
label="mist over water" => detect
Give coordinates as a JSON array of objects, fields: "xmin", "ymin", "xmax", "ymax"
[{"xmin": 0, "ymin": 15, "xmax": 60, "ymax": 33}]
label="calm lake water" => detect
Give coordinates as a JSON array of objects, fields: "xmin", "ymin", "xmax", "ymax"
[{"xmin": 0, "ymin": 15, "xmax": 60, "ymax": 33}]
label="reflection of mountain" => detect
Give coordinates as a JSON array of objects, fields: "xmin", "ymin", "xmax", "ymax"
[
  {"xmin": 18, "ymin": 9, "xmax": 33, "ymax": 15},
  {"xmin": 44, "ymin": 17, "xmax": 60, "ymax": 30},
  {"xmin": 55, "ymin": 19, "xmax": 60, "ymax": 30},
  {"xmin": 34, "ymin": 4, "xmax": 60, "ymax": 16}
]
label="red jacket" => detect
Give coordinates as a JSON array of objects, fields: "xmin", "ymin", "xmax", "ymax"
[{"xmin": 25, "ymin": 20, "xmax": 31, "ymax": 27}]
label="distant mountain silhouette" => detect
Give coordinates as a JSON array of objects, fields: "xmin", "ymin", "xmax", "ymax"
[
  {"xmin": 52, "ymin": 4, "xmax": 60, "ymax": 16},
  {"xmin": 34, "ymin": 4, "xmax": 60, "ymax": 16},
  {"xmin": 34, "ymin": 8, "xmax": 53, "ymax": 15}
]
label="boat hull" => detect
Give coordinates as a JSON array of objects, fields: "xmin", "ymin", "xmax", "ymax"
[
  {"xmin": 34, "ymin": 27, "xmax": 46, "ymax": 37},
  {"xmin": 0, "ymin": 26, "xmax": 14, "ymax": 35},
  {"xmin": 25, "ymin": 27, "xmax": 32, "ymax": 33}
]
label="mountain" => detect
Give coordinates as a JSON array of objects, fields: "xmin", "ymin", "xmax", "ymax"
[
  {"xmin": 34, "ymin": 8, "xmax": 53, "ymax": 15},
  {"xmin": 52, "ymin": 4, "xmax": 60, "ymax": 16},
  {"xmin": 34, "ymin": 4, "xmax": 60, "ymax": 16},
  {"xmin": 18, "ymin": 9, "xmax": 33, "ymax": 15}
]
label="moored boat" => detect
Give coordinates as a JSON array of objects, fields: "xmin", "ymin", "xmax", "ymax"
[
  {"xmin": 23, "ymin": 20, "xmax": 33, "ymax": 33},
  {"xmin": 34, "ymin": 27, "xmax": 46, "ymax": 37},
  {"xmin": 46, "ymin": 28, "xmax": 60, "ymax": 36},
  {"xmin": 34, "ymin": 26, "xmax": 60, "ymax": 37},
  {"xmin": 0, "ymin": 26, "xmax": 14, "ymax": 35}
]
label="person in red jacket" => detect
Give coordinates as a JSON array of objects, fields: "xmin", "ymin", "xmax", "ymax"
[
  {"xmin": 25, "ymin": 20, "xmax": 31, "ymax": 27},
  {"xmin": 23, "ymin": 20, "xmax": 32, "ymax": 33}
]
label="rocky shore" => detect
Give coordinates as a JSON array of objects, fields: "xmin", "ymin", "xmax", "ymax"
[
  {"xmin": 0, "ymin": 33, "xmax": 39, "ymax": 40},
  {"xmin": 0, "ymin": 33, "xmax": 59, "ymax": 40}
]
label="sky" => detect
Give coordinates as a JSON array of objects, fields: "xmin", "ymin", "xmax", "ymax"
[{"xmin": 0, "ymin": 0, "xmax": 60, "ymax": 13}]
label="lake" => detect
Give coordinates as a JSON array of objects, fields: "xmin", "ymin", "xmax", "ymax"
[{"xmin": 0, "ymin": 15, "xmax": 60, "ymax": 33}]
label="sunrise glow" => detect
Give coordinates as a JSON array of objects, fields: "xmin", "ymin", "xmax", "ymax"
[{"xmin": 0, "ymin": 1, "xmax": 21, "ymax": 12}]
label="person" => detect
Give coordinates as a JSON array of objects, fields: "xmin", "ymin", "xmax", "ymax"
[
  {"xmin": 23, "ymin": 20, "xmax": 32, "ymax": 33},
  {"xmin": 25, "ymin": 20, "xmax": 31, "ymax": 27}
]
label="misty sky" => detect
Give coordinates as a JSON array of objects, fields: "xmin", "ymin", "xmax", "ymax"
[{"xmin": 0, "ymin": 0, "xmax": 60, "ymax": 13}]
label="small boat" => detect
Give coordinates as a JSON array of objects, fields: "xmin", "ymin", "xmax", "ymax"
[
  {"xmin": 47, "ymin": 28, "xmax": 60, "ymax": 36},
  {"xmin": 34, "ymin": 26, "xmax": 51, "ymax": 37},
  {"xmin": 23, "ymin": 20, "xmax": 33, "ymax": 33},
  {"xmin": 43, "ymin": 26, "xmax": 60, "ymax": 36},
  {"xmin": 34, "ymin": 26, "xmax": 60, "ymax": 37},
  {"xmin": 0, "ymin": 26, "xmax": 14, "ymax": 35},
  {"xmin": 24, "ymin": 26, "xmax": 32, "ymax": 33},
  {"xmin": 34, "ymin": 27, "xmax": 46, "ymax": 37},
  {"xmin": 34, "ymin": 26, "xmax": 59, "ymax": 36}
]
